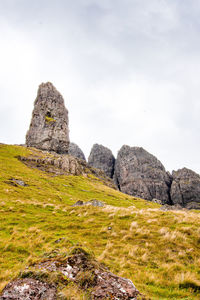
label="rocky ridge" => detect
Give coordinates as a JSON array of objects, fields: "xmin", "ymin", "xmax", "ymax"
[
  {"xmin": 17, "ymin": 148, "xmax": 116, "ymax": 189},
  {"xmin": 25, "ymin": 82, "xmax": 200, "ymax": 209}
]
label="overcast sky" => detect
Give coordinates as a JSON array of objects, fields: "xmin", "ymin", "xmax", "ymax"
[{"xmin": 0, "ymin": 0, "xmax": 200, "ymax": 173}]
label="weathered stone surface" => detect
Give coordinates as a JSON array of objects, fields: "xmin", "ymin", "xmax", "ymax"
[
  {"xmin": 1, "ymin": 248, "xmax": 142, "ymax": 299},
  {"xmin": 25, "ymin": 248, "xmax": 140, "ymax": 299},
  {"xmin": 152, "ymin": 198, "xmax": 162, "ymax": 205},
  {"xmin": 114, "ymin": 145, "xmax": 171, "ymax": 204},
  {"xmin": 26, "ymin": 82, "xmax": 69, "ymax": 154},
  {"xmin": 160, "ymin": 204, "xmax": 183, "ymax": 211},
  {"xmin": 88, "ymin": 144, "xmax": 115, "ymax": 178},
  {"xmin": 170, "ymin": 168, "xmax": 200, "ymax": 209},
  {"xmin": 19, "ymin": 153, "xmax": 85, "ymax": 176},
  {"xmin": 185, "ymin": 202, "xmax": 200, "ymax": 210},
  {"xmin": 5, "ymin": 178, "xmax": 28, "ymax": 187},
  {"xmin": 0, "ymin": 278, "xmax": 56, "ymax": 300},
  {"xmin": 17, "ymin": 149, "xmax": 116, "ymax": 189},
  {"xmin": 69, "ymin": 142, "xmax": 86, "ymax": 161},
  {"xmin": 72, "ymin": 199, "xmax": 104, "ymax": 207}
]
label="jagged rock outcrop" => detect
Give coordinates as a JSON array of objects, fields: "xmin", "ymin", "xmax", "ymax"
[
  {"xmin": 170, "ymin": 168, "xmax": 200, "ymax": 209},
  {"xmin": 69, "ymin": 142, "xmax": 86, "ymax": 161},
  {"xmin": 26, "ymin": 82, "xmax": 69, "ymax": 154},
  {"xmin": 17, "ymin": 148, "xmax": 116, "ymax": 189},
  {"xmin": 0, "ymin": 248, "xmax": 141, "ymax": 299},
  {"xmin": 88, "ymin": 144, "xmax": 115, "ymax": 178},
  {"xmin": 114, "ymin": 145, "xmax": 171, "ymax": 203}
]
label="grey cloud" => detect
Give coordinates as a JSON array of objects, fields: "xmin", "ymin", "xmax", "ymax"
[{"xmin": 0, "ymin": 0, "xmax": 200, "ymax": 173}]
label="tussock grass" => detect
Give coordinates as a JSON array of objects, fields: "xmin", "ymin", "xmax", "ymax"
[{"xmin": 0, "ymin": 144, "xmax": 200, "ymax": 299}]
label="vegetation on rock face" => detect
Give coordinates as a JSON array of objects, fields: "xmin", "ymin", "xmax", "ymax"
[
  {"xmin": 45, "ymin": 115, "xmax": 56, "ymax": 123},
  {"xmin": 0, "ymin": 144, "xmax": 200, "ymax": 299}
]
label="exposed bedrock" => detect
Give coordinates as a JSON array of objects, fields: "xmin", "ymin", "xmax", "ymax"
[
  {"xmin": 88, "ymin": 144, "xmax": 115, "ymax": 178},
  {"xmin": 26, "ymin": 82, "xmax": 70, "ymax": 154},
  {"xmin": 114, "ymin": 145, "xmax": 171, "ymax": 204},
  {"xmin": 68, "ymin": 142, "xmax": 86, "ymax": 161},
  {"xmin": 171, "ymin": 167, "xmax": 200, "ymax": 209}
]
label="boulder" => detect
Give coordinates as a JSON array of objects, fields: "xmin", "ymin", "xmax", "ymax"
[
  {"xmin": 88, "ymin": 144, "xmax": 115, "ymax": 178},
  {"xmin": 72, "ymin": 199, "xmax": 104, "ymax": 207},
  {"xmin": 26, "ymin": 82, "xmax": 69, "ymax": 154},
  {"xmin": 5, "ymin": 178, "xmax": 28, "ymax": 187},
  {"xmin": 152, "ymin": 198, "xmax": 162, "ymax": 205},
  {"xmin": 0, "ymin": 248, "xmax": 141, "ymax": 299},
  {"xmin": 69, "ymin": 142, "xmax": 86, "ymax": 161},
  {"xmin": 0, "ymin": 278, "xmax": 56, "ymax": 299},
  {"xmin": 170, "ymin": 167, "xmax": 200, "ymax": 209},
  {"xmin": 114, "ymin": 145, "xmax": 171, "ymax": 204}
]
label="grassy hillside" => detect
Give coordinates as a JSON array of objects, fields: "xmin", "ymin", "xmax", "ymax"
[{"xmin": 0, "ymin": 144, "xmax": 199, "ymax": 299}]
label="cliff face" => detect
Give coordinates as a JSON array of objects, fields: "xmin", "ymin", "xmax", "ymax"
[
  {"xmin": 88, "ymin": 144, "xmax": 115, "ymax": 178},
  {"xmin": 114, "ymin": 145, "xmax": 171, "ymax": 204},
  {"xmin": 26, "ymin": 82, "xmax": 69, "ymax": 154},
  {"xmin": 24, "ymin": 82, "xmax": 200, "ymax": 209},
  {"xmin": 171, "ymin": 167, "xmax": 200, "ymax": 209}
]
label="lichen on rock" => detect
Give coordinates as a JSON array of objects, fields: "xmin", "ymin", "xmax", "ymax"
[{"xmin": 0, "ymin": 248, "xmax": 141, "ymax": 299}]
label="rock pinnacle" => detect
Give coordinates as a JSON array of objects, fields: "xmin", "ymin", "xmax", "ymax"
[{"xmin": 26, "ymin": 82, "xmax": 70, "ymax": 153}]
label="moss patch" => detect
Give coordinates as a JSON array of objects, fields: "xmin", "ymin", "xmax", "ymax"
[{"xmin": 45, "ymin": 115, "xmax": 56, "ymax": 123}]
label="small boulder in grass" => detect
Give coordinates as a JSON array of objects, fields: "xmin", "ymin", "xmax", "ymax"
[
  {"xmin": 86, "ymin": 199, "xmax": 104, "ymax": 207},
  {"xmin": 72, "ymin": 200, "xmax": 84, "ymax": 206},
  {"xmin": 5, "ymin": 178, "xmax": 28, "ymax": 187},
  {"xmin": 72, "ymin": 199, "xmax": 104, "ymax": 207}
]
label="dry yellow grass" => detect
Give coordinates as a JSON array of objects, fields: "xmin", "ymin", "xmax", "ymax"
[{"xmin": 0, "ymin": 144, "xmax": 199, "ymax": 299}]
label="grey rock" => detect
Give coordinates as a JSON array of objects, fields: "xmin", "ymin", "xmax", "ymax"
[
  {"xmin": 185, "ymin": 202, "xmax": 200, "ymax": 210},
  {"xmin": 114, "ymin": 145, "xmax": 171, "ymax": 203},
  {"xmin": 87, "ymin": 199, "xmax": 104, "ymax": 207},
  {"xmin": 68, "ymin": 142, "xmax": 86, "ymax": 161},
  {"xmin": 72, "ymin": 200, "xmax": 84, "ymax": 207},
  {"xmin": 152, "ymin": 198, "xmax": 162, "ymax": 205},
  {"xmin": 0, "ymin": 278, "xmax": 56, "ymax": 300},
  {"xmin": 13, "ymin": 179, "xmax": 27, "ymax": 187},
  {"xmin": 88, "ymin": 144, "xmax": 115, "ymax": 178},
  {"xmin": 19, "ymin": 153, "xmax": 85, "ymax": 176},
  {"xmin": 72, "ymin": 199, "xmax": 104, "ymax": 207},
  {"xmin": 5, "ymin": 178, "xmax": 28, "ymax": 187},
  {"xmin": 26, "ymin": 82, "xmax": 69, "ymax": 154},
  {"xmin": 160, "ymin": 204, "xmax": 183, "ymax": 211},
  {"xmin": 18, "ymin": 150, "xmax": 116, "ymax": 190},
  {"xmin": 171, "ymin": 168, "xmax": 200, "ymax": 209},
  {"xmin": 29, "ymin": 248, "xmax": 140, "ymax": 299}
]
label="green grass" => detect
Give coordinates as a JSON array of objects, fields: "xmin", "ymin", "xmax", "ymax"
[{"xmin": 0, "ymin": 144, "xmax": 200, "ymax": 299}]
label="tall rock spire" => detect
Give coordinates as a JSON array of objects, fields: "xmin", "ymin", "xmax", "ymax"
[{"xmin": 26, "ymin": 82, "xmax": 70, "ymax": 153}]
